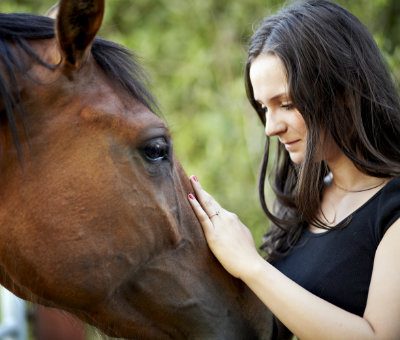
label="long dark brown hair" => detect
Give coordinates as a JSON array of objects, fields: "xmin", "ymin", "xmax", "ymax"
[{"xmin": 244, "ymin": 0, "xmax": 400, "ymax": 261}]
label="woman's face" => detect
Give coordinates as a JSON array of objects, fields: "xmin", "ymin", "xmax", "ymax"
[{"xmin": 249, "ymin": 54, "xmax": 307, "ymax": 164}]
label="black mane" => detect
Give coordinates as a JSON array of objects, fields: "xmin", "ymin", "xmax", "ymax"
[{"xmin": 0, "ymin": 13, "xmax": 158, "ymax": 157}]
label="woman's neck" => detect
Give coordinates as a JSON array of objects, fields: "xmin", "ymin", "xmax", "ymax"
[{"xmin": 327, "ymin": 153, "xmax": 385, "ymax": 192}]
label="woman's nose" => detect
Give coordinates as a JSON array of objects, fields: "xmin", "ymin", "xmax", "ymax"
[{"xmin": 264, "ymin": 111, "xmax": 286, "ymax": 137}]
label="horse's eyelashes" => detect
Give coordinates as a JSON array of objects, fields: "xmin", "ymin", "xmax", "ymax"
[{"xmin": 141, "ymin": 137, "xmax": 170, "ymax": 163}]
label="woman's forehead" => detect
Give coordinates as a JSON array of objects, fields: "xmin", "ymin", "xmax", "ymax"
[{"xmin": 249, "ymin": 54, "xmax": 289, "ymax": 104}]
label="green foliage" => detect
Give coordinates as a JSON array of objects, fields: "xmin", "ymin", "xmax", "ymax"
[{"xmin": 1, "ymin": 0, "xmax": 399, "ymax": 248}]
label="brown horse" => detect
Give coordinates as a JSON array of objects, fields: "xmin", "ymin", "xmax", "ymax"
[{"xmin": 0, "ymin": 0, "xmax": 272, "ymax": 338}]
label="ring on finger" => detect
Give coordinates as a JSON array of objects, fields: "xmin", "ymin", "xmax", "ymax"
[{"xmin": 209, "ymin": 210, "xmax": 220, "ymax": 219}]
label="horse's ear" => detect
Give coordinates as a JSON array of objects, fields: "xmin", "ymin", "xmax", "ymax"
[{"xmin": 56, "ymin": 0, "xmax": 105, "ymax": 69}]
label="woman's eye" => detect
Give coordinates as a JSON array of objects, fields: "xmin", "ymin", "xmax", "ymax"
[
  {"xmin": 281, "ymin": 103, "xmax": 294, "ymax": 110},
  {"xmin": 141, "ymin": 138, "xmax": 170, "ymax": 162}
]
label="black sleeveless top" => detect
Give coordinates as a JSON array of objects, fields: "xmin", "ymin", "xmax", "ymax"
[{"xmin": 272, "ymin": 177, "xmax": 400, "ymax": 316}]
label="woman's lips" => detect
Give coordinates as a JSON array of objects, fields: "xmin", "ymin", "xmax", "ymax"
[{"xmin": 283, "ymin": 139, "xmax": 300, "ymax": 150}]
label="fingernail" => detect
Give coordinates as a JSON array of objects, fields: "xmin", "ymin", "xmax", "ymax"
[
  {"xmin": 192, "ymin": 175, "xmax": 199, "ymax": 182},
  {"xmin": 188, "ymin": 193, "xmax": 195, "ymax": 200}
]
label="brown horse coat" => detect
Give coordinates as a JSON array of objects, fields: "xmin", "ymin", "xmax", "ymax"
[{"xmin": 0, "ymin": 1, "xmax": 273, "ymax": 338}]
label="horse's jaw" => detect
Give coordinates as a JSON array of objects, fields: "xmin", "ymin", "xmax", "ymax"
[{"xmin": 80, "ymin": 239, "xmax": 273, "ymax": 339}]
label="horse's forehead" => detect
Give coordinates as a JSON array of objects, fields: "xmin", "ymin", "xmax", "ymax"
[
  {"xmin": 80, "ymin": 101, "xmax": 167, "ymax": 140},
  {"xmin": 23, "ymin": 39, "xmax": 166, "ymax": 137},
  {"xmin": 30, "ymin": 38, "xmax": 62, "ymax": 66},
  {"xmin": 75, "ymin": 70, "xmax": 165, "ymax": 136}
]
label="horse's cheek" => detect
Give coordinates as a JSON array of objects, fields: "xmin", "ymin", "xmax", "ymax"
[{"xmin": 36, "ymin": 168, "xmax": 178, "ymax": 307}]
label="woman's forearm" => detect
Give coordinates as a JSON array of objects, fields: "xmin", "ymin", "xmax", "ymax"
[
  {"xmin": 188, "ymin": 176, "xmax": 398, "ymax": 339},
  {"xmin": 242, "ymin": 258, "xmax": 375, "ymax": 340}
]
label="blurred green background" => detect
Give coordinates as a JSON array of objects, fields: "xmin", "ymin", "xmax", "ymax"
[
  {"xmin": 0, "ymin": 1, "xmax": 399, "ymax": 339},
  {"xmin": 1, "ymin": 0, "xmax": 399, "ymax": 246}
]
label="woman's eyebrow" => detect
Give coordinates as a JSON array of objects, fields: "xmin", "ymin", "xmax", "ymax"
[{"xmin": 269, "ymin": 93, "xmax": 290, "ymax": 102}]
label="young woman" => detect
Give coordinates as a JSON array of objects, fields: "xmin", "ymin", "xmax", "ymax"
[{"xmin": 188, "ymin": 0, "xmax": 400, "ymax": 338}]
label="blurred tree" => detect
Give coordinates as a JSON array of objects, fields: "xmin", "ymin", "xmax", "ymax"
[
  {"xmin": 0, "ymin": 0, "xmax": 399, "ymax": 247},
  {"xmin": 378, "ymin": 0, "xmax": 400, "ymax": 52}
]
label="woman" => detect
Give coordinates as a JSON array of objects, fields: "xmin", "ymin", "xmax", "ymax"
[{"xmin": 188, "ymin": 0, "xmax": 400, "ymax": 338}]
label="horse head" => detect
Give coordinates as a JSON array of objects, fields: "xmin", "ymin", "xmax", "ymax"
[{"xmin": 0, "ymin": 0, "xmax": 272, "ymax": 338}]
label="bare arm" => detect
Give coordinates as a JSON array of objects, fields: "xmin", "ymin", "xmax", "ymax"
[{"xmin": 188, "ymin": 176, "xmax": 400, "ymax": 340}]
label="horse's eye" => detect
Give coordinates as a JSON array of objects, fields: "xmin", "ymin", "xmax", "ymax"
[{"xmin": 141, "ymin": 138, "xmax": 170, "ymax": 162}]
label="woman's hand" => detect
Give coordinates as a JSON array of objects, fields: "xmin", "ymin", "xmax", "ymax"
[{"xmin": 187, "ymin": 175, "xmax": 263, "ymax": 280}]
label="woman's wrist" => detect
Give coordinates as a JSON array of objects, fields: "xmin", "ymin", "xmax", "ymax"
[{"xmin": 240, "ymin": 254, "xmax": 269, "ymax": 283}]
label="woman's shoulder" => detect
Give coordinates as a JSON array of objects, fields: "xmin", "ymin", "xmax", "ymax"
[
  {"xmin": 378, "ymin": 177, "xmax": 400, "ymax": 206},
  {"xmin": 382, "ymin": 176, "xmax": 400, "ymax": 190},
  {"xmin": 374, "ymin": 177, "xmax": 400, "ymax": 242}
]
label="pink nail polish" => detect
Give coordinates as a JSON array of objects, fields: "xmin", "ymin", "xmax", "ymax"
[
  {"xmin": 188, "ymin": 193, "xmax": 195, "ymax": 200},
  {"xmin": 193, "ymin": 175, "xmax": 199, "ymax": 182}
]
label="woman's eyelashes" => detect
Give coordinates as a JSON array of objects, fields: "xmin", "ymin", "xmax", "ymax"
[
  {"xmin": 261, "ymin": 102, "xmax": 294, "ymax": 113},
  {"xmin": 281, "ymin": 102, "xmax": 294, "ymax": 110}
]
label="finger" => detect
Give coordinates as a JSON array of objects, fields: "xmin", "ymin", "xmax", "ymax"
[
  {"xmin": 189, "ymin": 176, "xmax": 222, "ymax": 215},
  {"xmin": 187, "ymin": 193, "xmax": 215, "ymax": 235}
]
